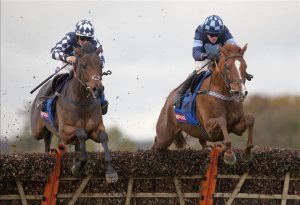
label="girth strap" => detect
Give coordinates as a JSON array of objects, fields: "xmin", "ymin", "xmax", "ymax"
[{"xmin": 198, "ymin": 90, "xmax": 235, "ymax": 101}]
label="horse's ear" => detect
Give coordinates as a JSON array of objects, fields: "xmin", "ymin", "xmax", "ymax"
[
  {"xmin": 73, "ymin": 46, "xmax": 84, "ymax": 57},
  {"xmin": 95, "ymin": 45, "xmax": 103, "ymax": 55},
  {"xmin": 241, "ymin": 43, "xmax": 248, "ymax": 55}
]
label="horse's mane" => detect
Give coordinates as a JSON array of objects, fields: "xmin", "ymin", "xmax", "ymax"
[
  {"xmin": 222, "ymin": 44, "xmax": 242, "ymax": 54},
  {"xmin": 80, "ymin": 42, "xmax": 97, "ymax": 54}
]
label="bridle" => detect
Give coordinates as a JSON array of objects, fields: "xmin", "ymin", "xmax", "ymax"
[
  {"xmin": 214, "ymin": 55, "xmax": 245, "ymax": 93},
  {"xmin": 73, "ymin": 53, "xmax": 103, "ymax": 98}
]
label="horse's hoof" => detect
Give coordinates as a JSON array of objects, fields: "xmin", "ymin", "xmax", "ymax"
[
  {"xmin": 204, "ymin": 145, "xmax": 213, "ymax": 151},
  {"xmin": 71, "ymin": 165, "xmax": 82, "ymax": 177},
  {"xmin": 241, "ymin": 149, "xmax": 254, "ymax": 162},
  {"xmin": 223, "ymin": 151, "xmax": 236, "ymax": 165},
  {"xmin": 106, "ymin": 171, "xmax": 118, "ymax": 183}
]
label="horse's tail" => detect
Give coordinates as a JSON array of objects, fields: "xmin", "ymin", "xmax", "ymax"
[{"xmin": 173, "ymin": 131, "xmax": 187, "ymax": 149}]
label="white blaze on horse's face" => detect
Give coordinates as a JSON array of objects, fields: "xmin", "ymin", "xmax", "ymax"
[
  {"xmin": 234, "ymin": 59, "xmax": 247, "ymax": 93},
  {"xmin": 229, "ymin": 59, "xmax": 247, "ymax": 102}
]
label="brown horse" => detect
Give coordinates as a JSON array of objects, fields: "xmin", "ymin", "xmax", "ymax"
[
  {"xmin": 31, "ymin": 43, "xmax": 118, "ymax": 183},
  {"xmin": 152, "ymin": 44, "xmax": 254, "ymax": 164}
]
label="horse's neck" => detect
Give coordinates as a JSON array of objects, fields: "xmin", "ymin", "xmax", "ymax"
[{"xmin": 210, "ymin": 69, "xmax": 230, "ymax": 95}]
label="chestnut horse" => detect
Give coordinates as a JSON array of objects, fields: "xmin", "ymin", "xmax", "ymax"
[
  {"xmin": 31, "ymin": 43, "xmax": 118, "ymax": 182},
  {"xmin": 152, "ymin": 44, "xmax": 254, "ymax": 164}
]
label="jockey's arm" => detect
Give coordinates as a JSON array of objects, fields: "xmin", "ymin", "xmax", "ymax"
[
  {"xmin": 50, "ymin": 33, "xmax": 73, "ymax": 63},
  {"xmin": 192, "ymin": 25, "xmax": 209, "ymax": 61},
  {"xmin": 193, "ymin": 40, "xmax": 207, "ymax": 61}
]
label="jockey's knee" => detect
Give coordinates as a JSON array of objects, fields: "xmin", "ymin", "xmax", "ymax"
[{"xmin": 195, "ymin": 60, "xmax": 210, "ymax": 73}]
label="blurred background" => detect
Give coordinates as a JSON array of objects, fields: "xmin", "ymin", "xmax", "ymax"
[{"xmin": 1, "ymin": 1, "xmax": 299, "ymax": 153}]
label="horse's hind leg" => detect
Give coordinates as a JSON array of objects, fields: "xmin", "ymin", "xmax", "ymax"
[
  {"xmin": 44, "ymin": 130, "xmax": 52, "ymax": 153},
  {"xmin": 71, "ymin": 128, "xmax": 88, "ymax": 176},
  {"xmin": 99, "ymin": 131, "xmax": 118, "ymax": 183},
  {"xmin": 152, "ymin": 134, "xmax": 173, "ymax": 150},
  {"xmin": 232, "ymin": 114, "xmax": 255, "ymax": 161},
  {"xmin": 199, "ymin": 139, "xmax": 212, "ymax": 151},
  {"xmin": 31, "ymin": 112, "xmax": 52, "ymax": 153},
  {"xmin": 152, "ymin": 118, "xmax": 179, "ymax": 150}
]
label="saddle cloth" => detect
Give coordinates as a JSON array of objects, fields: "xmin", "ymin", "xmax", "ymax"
[
  {"xmin": 40, "ymin": 74, "xmax": 70, "ymax": 123},
  {"xmin": 174, "ymin": 70, "xmax": 211, "ymax": 125}
]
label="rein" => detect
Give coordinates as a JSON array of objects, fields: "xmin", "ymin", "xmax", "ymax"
[{"xmin": 73, "ymin": 64, "xmax": 90, "ymax": 92}]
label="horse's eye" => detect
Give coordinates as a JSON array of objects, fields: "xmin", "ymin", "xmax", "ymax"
[
  {"xmin": 81, "ymin": 64, "xmax": 87, "ymax": 69},
  {"xmin": 225, "ymin": 64, "xmax": 230, "ymax": 71}
]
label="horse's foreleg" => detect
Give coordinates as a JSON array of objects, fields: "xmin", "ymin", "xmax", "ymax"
[
  {"xmin": 71, "ymin": 128, "xmax": 88, "ymax": 176},
  {"xmin": 73, "ymin": 141, "xmax": 80, "ymax": 168},
  {"xmin": 232, "ymin": 115, "xmax": 255, "ymax": 161},
  {"xmin": 206, "ymin": 117, "xmax": 236, "ymax": 164},
  {"xmin": 244, "ymin": 115, "xmax": 255, "ymax": 153},
  {"xmin": 99, "ymin": 131, "xmax": 118, "ymax": 183}
]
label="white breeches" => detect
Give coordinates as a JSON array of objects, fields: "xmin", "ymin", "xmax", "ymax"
[{"xmin": 195, "ymin": 59, "xmax": 210, "ymax": 74}]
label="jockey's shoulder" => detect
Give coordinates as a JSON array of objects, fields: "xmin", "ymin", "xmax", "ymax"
[
  {"xmin": 195, "ymin": 24, "xmax": 203, "ymax": 32},
  {"xmin": 64, "ymin": 32, "xmax": 76, "ymax": 39},
  {"xmin": 222, "ymin": 25, "xmax": 230, "ymax": 33}
]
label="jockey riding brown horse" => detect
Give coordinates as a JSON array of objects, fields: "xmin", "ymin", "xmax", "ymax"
[
  {"xmin": 31, "ymin": 42, "xmax": 118, "ymax": 182},
  {"xmin": 152, "ymin": 44, "xmax": 254, "ymax": 164}
]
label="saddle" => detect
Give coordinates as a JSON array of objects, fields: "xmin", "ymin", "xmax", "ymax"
[
  {"xmin": 51, "ymin": 72, "xmax": 73, "ymax": 94},
  {"xmin": 190, "ymin": 73, "xmax": 206, "ymax": 94},
  {"xmin": 174, "ymin": 71, "xmax": 211, "ymax": 125},
  {"xmin": 39, "ymin": 72, "xmax": 72, "ymax": 125}
]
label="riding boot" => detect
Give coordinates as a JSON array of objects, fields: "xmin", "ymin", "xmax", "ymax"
[
  {"xmin": 99, "ymin": 87, "xmax": 108, "ymax": 115},
  {"xmin": 246, "ymin": 72, "xmax": 253, "ymax": 81},
  {"xmin": 37, "ymin": 86, "xmax": 53, "ymax": 111},
  {"xmin": 174, "ymin": 71, "xmax": 197, "ymax": 108},
  {"xmin": 101, "ymin": 100, "xmax": 109, "ymax": 115}
]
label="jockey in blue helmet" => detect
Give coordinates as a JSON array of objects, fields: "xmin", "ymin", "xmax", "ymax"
[
  {"xmin": 174, "ymin": 15, "xmax": 253, "ymax": 108},
  {"xmin": 38, "ymin": 20, "xmax": 109, "ymax": 115}
]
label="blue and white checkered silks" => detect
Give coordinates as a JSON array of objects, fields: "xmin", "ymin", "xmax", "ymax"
[
  {"xmin": 203, "ymin": 15, "xmax": 224, "ymax": 34},
  {"xmin": 75, "ymin": 20, "xmax": 94, "ymax": 37}
]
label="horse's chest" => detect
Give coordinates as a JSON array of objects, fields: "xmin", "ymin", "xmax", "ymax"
[
  {"xmin": 85, "ymin": 117, "xmax": 102, "ymax": 131},
  {"xmin": 59, "ymin": 107, "xmax": 102, "ymax": 128}
]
